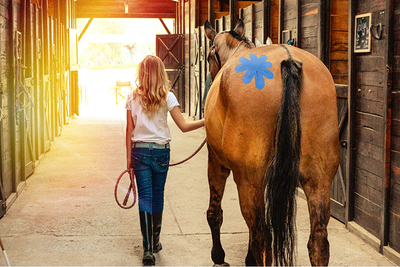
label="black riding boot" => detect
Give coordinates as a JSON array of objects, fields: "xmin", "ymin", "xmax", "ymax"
[
  {"xmin": 139, "ymin": 212, "xmax": 155, "ymax": 265},
  {"xmin": 153, "ymin": 212, "xmax": 163, "ymax": 253}
]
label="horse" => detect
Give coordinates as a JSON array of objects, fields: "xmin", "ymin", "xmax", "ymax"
[{"xmin": 203, "ymin": 19, "xmax": 340, "ymax": 266}]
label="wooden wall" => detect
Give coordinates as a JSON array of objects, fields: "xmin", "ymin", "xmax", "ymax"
[
  {"xmin": 300, "ymin": 0, "xmax": 319, "ymax": 55},
  {"xmin": 0, "ymin": 0, "xmax": 78, "ymax": 214},
  {"xmin": 353, "ymin": 0, "xmax": 387, "ymax": 239},
  {"xmin": 330, "ymin": 0, "xmax": 348, "ymax": 84}
]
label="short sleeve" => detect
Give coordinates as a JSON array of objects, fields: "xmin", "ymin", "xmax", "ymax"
[
  {"xmin": 125, "ymin": 93, "xmax": 133, "ymax": 110},
  {"xmin": 167, "ymin": 92, "xmax": 180, "ymax": 111}
]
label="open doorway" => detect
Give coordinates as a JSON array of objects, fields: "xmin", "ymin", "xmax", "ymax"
[{"xmin": 77, "ymin": 18, "xmax": 174, "ymax": 119}]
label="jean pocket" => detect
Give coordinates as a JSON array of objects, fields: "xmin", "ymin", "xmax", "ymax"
[{"xmin": 154, "ymin": 153, "xmax": 170, "ymax": 172}]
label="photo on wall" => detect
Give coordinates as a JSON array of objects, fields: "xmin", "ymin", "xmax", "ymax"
[{"xmin": 354, "ymin": 13, "xmax": 372, "ymax": 53}]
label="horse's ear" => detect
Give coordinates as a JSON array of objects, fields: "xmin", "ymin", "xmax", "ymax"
[
  {"xmin": 204, "ymin": 20, "xmax": 216, "ymax": 42},
  {"xmin": 233, "ymin": 19, "xmax": 244, "ymax": 37}
]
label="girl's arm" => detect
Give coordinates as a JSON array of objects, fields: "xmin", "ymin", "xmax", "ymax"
[
  {"xmin": 169, "ymin": 106, "xmax": 205, "ymax": 133},
  {"xmin": 126, "ymin": 110, "xmax": 135, "ymax": 169}
]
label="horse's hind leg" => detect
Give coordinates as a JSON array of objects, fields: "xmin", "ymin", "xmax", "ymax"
[
  {"xmin": 301, "ymin": 177, "xmax": 332, "ymax": 266},
  {"xmin": 236, "ymin": 173, "xmax": 272, "ymax": 266},
  {"xmin": 207, "ymin": 148, "xmax": 230, "ymax": 265}
]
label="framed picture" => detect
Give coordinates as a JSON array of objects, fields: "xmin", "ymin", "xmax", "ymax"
[
  {"xmin": 282, "ymin": 30, "xmax": 291, "ymax": 45},
  {"xmin": 354, "ymin": 13, "xmax": 372, "ymax": 53}
]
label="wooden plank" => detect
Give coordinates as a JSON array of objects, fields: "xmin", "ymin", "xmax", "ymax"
[
  {"xmin": 331, "ymin": 16, "xmax": 348, "ymax": 31},
  {"xmin": 391, "ymin": 135, "xmax": 400, "ymax": 152},
  {"xmin": 356, "ymin": 72, "xmax": 385, "ymax": 88},
  {"xmin": 355, "ymin": 152, "xmax": 383, "ymax": 177},
  {"xmin": 331, "ymin": 31, "xmax": 348, "ymax": 47},
  {"xmin": 356, "ymin": 98, "xmax": 384, "ymax": 117},
  {"xmin": 330, "ymin": 60, "xmax": 348, "ymax": 74},
  {"xmin": 336, "ymin": 84, "xmax": 348, "ymax": 98},
  {"xmin": 357, "ymin": 85, "xmax": 385, "ymax": 102},
  {"xmin": 357, "ymin": 121, "xmax": 384, "ymax": 147},
  {"xmin": 355, "ymin": 192, "xmax": 382, "ymax": 220},
  {"xmin": 356, "ymin": 57, "xmax": 385, "ymax": 72},
  {"xmin": 354, "ymin": 175, "xmax": 382, "ymax": 205},
  {"xmin": 354, "ymin": 204, "xmax": 380, "ymax": 238},
  {"xmin": 301, "ymin": 36, "xmax": 318, "ymax": 49},
  {"xmin": 356, "ymin": 112, "xmax": 384, "ymax": 137},
  {"xmin": 331, "ymin": 199, "xmax": 346, "ymax": 222},
  {"xmin": 388, "ymin": 212, "xmax": 400, "ymax": 252},
  {"xmin": 389, "ymin": 182, "xmax": 400, "ymax": 214}
]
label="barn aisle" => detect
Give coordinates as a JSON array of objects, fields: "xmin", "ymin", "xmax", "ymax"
[{"xmin": 0, "ymin": 112, "xmax": 394, "ymax": 266}]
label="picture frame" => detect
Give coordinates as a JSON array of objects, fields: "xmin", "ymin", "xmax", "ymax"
[
  {"xmin": 354, "ymin": 13, "xmax": 372, "ymax": 53},
  {"xmin": 282, "ymin": 30, "xmax": 291, "ymax": 45}
]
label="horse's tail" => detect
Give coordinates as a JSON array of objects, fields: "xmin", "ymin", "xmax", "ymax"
[{"xmin": 265, "ymin": 56, "xmax": 303, "ymax": 266}]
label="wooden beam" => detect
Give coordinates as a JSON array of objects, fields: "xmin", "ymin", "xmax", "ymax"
[
  {"xmin": 159, "ymin": 18, "xmax": 171, "ymax": 35},
  {"xmin": 78, "ymin": 18, "xmax": 93, "ymax": 42},
  {"xmin": 76, "ymin": 1, "xmax": 176, "ymax": 19},
  {"xmin": 77, "ymin": 12, "xmax": 176, "ymax": 19}
]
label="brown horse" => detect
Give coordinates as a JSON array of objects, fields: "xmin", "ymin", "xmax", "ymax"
[{"xmin": 203, "ymin": 19, "xmax": 339, "ymax": 266}]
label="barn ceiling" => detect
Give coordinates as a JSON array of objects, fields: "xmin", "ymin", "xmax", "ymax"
[{"xmin": 76, "ymin": 0, "xmax": 177, "ymax": 19}]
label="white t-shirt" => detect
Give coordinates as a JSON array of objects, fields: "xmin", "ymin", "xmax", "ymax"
[{"xmin": 125, "ymin": 91, "xmax": 180, "ymax": 144}]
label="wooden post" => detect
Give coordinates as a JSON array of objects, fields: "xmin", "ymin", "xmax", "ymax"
[
  {"xmin": 8, "ymin": 0, "xmax": 17, "ymax": 192},
  {"xmin": 208, "ymin": 0, "xmax": 215, "ymax": 28},
  {"xmin": 345, "ymin": 0, "xmax": 356, "ymax": 227},
  {"xmin": 297, "ymin": 0, "xmax": 301, "ymax": 46},
  {"xmin": 278, "ymin": 0, "xmax": 283, "ymax": 44},
  {"xmin": 262, "ymin": 0, "xmax": 270, "ymax": 44},
  {"xmin": 229, "ymin": 0, "xmax": 237, "ymax": 30},
  {"xmin": 318, "ymin": 0, "xmax": 331, "ymax": 64},
  {"xmin": 380, "ymin": 0, "xmax": 394, "ymax": 253}
]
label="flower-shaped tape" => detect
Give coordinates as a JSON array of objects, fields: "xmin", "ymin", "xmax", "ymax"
[{"xmin": 235, "ymin": 54, "xmax": 274, "ymax": 90}]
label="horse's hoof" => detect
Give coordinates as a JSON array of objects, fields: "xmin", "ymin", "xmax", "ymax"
[{"xmin": 214, "ymin": 263, "xmax": 230, "ymax": 266}]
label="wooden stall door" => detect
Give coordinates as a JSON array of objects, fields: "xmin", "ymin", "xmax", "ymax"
[
  {"xmin": 330, "ymin": 85, "xmax": 349, "ymax": 223},
  {"xmin": 156, "ymin": 34, "xmax": 184, "ymax": 107},
  {"xmin": 21, "ymin": 78, "xmax": 35, "ymax": 179}
]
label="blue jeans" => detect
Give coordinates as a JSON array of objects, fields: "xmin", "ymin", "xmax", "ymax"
[{"xmin": 131, "ymin": 146, "xmax": 170, "ymax": 214}]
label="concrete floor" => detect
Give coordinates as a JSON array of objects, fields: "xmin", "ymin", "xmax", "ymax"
[{"xmin": 0, "ymin": 108, "xmax": 396, "ymax": 266}]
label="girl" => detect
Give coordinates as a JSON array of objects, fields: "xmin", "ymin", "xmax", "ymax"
[{"xmin": 125, "ymin": 55, "xmax": 204, "ymax": 265}]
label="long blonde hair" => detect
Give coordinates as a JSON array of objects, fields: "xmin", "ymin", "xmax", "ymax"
[{"xmin": 134, "ymin": 55, "xmax": 170, "ymax": 113}]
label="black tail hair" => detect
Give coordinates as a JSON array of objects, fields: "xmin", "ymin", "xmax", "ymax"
[{"xmin": 265, "ymin": 58, "xmax": 303, "ymax": 266}]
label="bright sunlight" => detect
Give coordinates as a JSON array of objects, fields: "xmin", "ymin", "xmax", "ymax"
[{"xmin": 77, "ymin": 18, "xmax": 174, "ymax": 119}]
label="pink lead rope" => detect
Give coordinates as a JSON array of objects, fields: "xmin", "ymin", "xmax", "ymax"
[{"xmin": 114, "ymin": 168, "xmax": 137, "ymax": 209}]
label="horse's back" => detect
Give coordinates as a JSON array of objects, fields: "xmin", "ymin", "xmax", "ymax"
[{"xmin": 205, "ymin": 44, "xmax": 339, "ymax": 175}]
